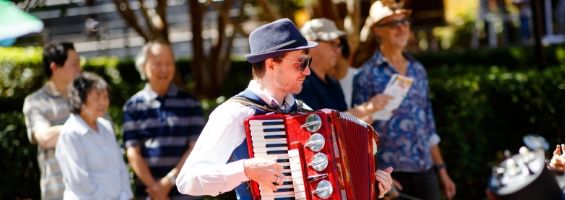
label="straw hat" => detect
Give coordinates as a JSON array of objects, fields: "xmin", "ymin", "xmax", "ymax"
[{"xmin": 360, "ymin": 0, "xmax": 411, "ymax": 42}]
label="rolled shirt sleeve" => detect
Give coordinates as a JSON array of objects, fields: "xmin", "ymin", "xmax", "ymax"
[
  {"xmin": 176, "ymin": 101, "xmax": 254, "ymax": 196},
  {"xmin": 22, "ymin": 99, "xmax": 50, "ymax": 144}
]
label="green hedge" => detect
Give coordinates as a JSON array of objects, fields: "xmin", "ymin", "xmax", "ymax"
[
  {"xmin": 2, "ymin": 46, "xmax": 565, "ymax": 199},
  {"xmin": 428, "ymin": 65, "xmax": 565, "ymax": 198},
  {"xmin": 415, "ymin": 44, "xmax": 565, "ymax": 69}
]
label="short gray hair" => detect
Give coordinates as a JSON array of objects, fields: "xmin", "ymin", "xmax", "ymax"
[{"xmin": 135, "ymin": 41, "xmax": 173, "ymax": 80}]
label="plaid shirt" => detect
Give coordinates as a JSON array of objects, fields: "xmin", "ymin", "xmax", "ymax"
[
  {"xmin": 23, "ymin": 83, "xmax": 69, "ymax": 200},
  {"xmin": 352, "ymin": 51, "xmax": 440, "ymax": 172}
]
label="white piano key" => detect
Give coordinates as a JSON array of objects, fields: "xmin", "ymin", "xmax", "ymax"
[
  {"xmin": 291, "ymin": 176, "xmax": 304, "ymax": 185},
  {"xmin": 253, "ymin": 152, "xmax": 290, "ymax": 159},
  {"xmin": 260, "ymin": 191, "xmax": 295, "ymax": 198},
  {"xmin": 250, "ymin": 137, "xmax": 287, "ymax": 143},
  {"xmin": 294, "ymin": 191, "xmax": 307, "ymax": 199},
  {"xmin": 250, "ymin": 131, "xmax": 286, "ymax": 136}
]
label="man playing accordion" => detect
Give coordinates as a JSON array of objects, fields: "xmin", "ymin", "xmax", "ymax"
[{"xmin": 176, "ymin": 18, "xmax": 393, "ymax": 199}]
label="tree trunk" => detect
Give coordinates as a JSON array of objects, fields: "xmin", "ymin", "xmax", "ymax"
[
  {"xmin": 188, "ymin": 0, "xmax": 246, "ymax": 98},
  {"xmin": 112, "ymin": 0, "xmax": 169, "ymax": 42}
]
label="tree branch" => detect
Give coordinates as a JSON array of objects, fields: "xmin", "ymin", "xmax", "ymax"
[
  {"xmin": 256, "ymin": 0, "xmax": 280, "ymax": 21},
  {"xmin": 112, "ymin": 0, "xmax": 149, "ymax": 41}
]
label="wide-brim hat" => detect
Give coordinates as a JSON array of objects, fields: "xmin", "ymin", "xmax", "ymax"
[
  {"xmin": 300, "ymin": 18, "xmax": 346, "ymax": 41},
  {"xmin": 246, "ymin": 18, "xmax": 318, "ymax": 64},
  {"xmin": 360, "ymin": 0, "xmax": 411, "ymax": 42}
]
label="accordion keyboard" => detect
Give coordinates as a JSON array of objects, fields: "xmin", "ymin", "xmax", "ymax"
[{"xmin": 248, "ymin": 119, "xmax": 307, "ymax": 200}]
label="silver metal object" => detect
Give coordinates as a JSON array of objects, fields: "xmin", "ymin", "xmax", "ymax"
[
  {"xmin": 302, "ymin": 114, "xmax": 322, "ymax": 132},
  {"xmin": 306, "ymin": 133, "xmax": 325, "ymax": 152}
]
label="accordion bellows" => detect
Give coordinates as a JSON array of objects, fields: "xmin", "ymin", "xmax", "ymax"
[{"xmin": 245, "ymin": 109, "xmax": 380, "ymax": 200}]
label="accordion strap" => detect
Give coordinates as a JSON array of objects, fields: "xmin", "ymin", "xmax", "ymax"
[{"xmin": 228, "ymin": 96, "xmax": 312, "ymax": 113}]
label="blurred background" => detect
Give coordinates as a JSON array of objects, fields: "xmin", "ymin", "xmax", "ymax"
[{"xmin": 1, "ymin": 0, "xmax": 565, "ymax": 199}]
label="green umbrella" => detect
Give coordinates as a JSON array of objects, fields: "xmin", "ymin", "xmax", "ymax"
[{"xmin": 0, "ymin": 0, "xmax": 43, "ymax": 40}]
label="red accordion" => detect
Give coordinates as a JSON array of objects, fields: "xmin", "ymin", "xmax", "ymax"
[{"xmin": 244, "ymin": 109, "xmax": 380, "ymax": 200}]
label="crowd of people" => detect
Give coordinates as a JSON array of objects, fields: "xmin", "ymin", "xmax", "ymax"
[{"xmin": 28, "ymin": 1, "xmax": 565, "ymax": 200}]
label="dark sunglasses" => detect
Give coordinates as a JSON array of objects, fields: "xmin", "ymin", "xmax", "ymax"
[
  {"xmin": 278, "ymin": 56, "xmax": 312, "ymax": 72},
  {"xmin": 376, "ymin": 18, "xmax": 411, "ymax": 28}
]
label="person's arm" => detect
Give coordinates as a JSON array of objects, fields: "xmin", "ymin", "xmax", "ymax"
[
  {"xmin": 177, "ymin": 102, "xmax": 284, "ymax": 196},
  {"xmin": 176, "ymin": 102, "xmax": 252, "ymax": 196},
  {"xmin": 423, "ymin": 78, "xmax": 456, "ymax": 199},
  {"xmin": 431, "ymin": 144, "xmax": 456, "ymax": 199},
  {"xmin": 23, "ymin": 101, "xmax": 62, "ymax": 148},
  {"xmin": 126, "ymin": 146, "xmax": 160, "ymax": 189},
  {"xmin": 55, "ymin": 127, "xmax": 106, "ymax": 199},
  {"xmin": 347, "ymin": 94, "xmax": 391, "ymax": 123},
  {"xmin": 33, "ymin": 126, "xmax": 62, "ymax": 148}
]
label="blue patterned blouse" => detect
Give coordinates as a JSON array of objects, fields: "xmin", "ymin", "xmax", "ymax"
[{"xmin": 352, "ymin": 51, "xmax": 440, "ymax": 172}]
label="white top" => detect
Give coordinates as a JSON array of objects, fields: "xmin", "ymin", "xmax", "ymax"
[
  {"xmin": 176, "ymin": 80, "xmax": 300, "ymax": 196},
  {"xmin": 55, "ymin": 114, "xmax": 132, "ymax": 200},
  {"xmin": 338, "ymin": 67, "xmax": 359, "ymax": 108}
]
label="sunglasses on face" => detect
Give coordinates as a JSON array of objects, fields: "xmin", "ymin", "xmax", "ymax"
[
  {"xmin": 376, "ymin": 18, "xmax": 411, "ymax": 28},
  {"xmin": 319, "ymin": 40, "xmax": 342, "ymax": 50},
  {"xmin": 278, "ymin": 56, "xmax": 312, "ymax": 72}
]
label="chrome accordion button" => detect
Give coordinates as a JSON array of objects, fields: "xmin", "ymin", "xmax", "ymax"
[
  {"xmin": 302, "ymin": 114, "xmax": 322, "ymax": 132},
  {"xmin": 309, "ymin": 153, "xmax": 329, "ymax": 172},
  {"xmin": 305, "ymin": 133, "xmax": 325, "ymax": 152},
  {"xmin": 315, "ymin": 180, "xmax": 333, "ymax": 199}
]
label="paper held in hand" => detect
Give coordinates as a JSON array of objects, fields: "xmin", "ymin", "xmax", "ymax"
[{"xmin": 372, "ymin": 74, "xmax": 414, "ymax": 121}]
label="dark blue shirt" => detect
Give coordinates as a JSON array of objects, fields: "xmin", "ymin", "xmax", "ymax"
[
  {"xmin": 122, "ymin": 84, "xmax": 205, "ymax": 198},
  {"xmin": 296, "ymin": 72, "xmax": 348, "ymax": 111}
]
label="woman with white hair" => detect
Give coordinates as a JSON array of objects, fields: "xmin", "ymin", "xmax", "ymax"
[{"xmin": 353, "ymin": 1, "xmax": 456, "ymax": 199}]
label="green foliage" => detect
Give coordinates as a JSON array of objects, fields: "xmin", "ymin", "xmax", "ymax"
[
  {"xmin": 428, "ymin": 65, "xmax": 565, "ymax": 199},
  {"xmin": 415, "ymin": 44, "xmax": 565, "ymax": 70},
  {"xmin": 0, "ymin": 112, "xmax": 40, "ymax": 198},
  {"xmin": 0, "ymin": 47, "xmax": 44, "ymax": 113}
]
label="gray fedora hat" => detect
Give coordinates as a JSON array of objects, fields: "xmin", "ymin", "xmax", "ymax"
[{"xmin": 246, "ymin": 18, "xmax": 318, "ymax": 64}]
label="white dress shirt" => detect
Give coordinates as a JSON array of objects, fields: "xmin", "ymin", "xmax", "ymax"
[
  {"xmin": 338, "ymin": 67, "xmax": 359, "ymax": 108},
  {"xmin": 176, "ymin": 80, "xmax": 298, "ymax": 196},
  {"xmin": 55, "ymin": 114, "xmax": 132, "ymax": 200}
]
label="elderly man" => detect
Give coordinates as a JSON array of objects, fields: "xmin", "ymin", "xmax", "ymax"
[
  {"xmin": 122, "ymin": 41, "xmax": 205, "ymax": 200},
  {"xmin": 176, "ymin": 18, "xmax": 393, "ymax": 199},
  {"xmin": 23, "ymin": 42, "xmax": 81, "ymax": 200}
]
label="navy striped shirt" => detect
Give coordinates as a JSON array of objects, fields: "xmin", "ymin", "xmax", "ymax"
[{"xmin": 122, "ymin": 84, "xmax": 205, "ymax": 198}]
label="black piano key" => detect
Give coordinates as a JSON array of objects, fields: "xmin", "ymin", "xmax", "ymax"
[
  {"xmin": 283, "ymin": 165, "xmax": 290, "ymax": 170},
  {"xmin": 263, "ymin": 128, "xmax": 285, "ymax": 132},
  {"xmin": 282, "ymin": 181, "xmax": 293, "ymax": 185},
  {"xmin": 277, "ymin": 159, "xmax": 290, "ymax": 163},
  {"xmin": 264, "ymin": 135, "xmax": 287, "ymax": 139},
  {"xmin": 283, "ymin": 172, "xmax": 291, "ymax": 176},
  {"xmin": 263, "ymin": 121, "xmax": 284, "ymax": 126},
  {"xmin": 273, "ymin": 198, "xmax": 294, "ymax": 200},
  {"xmin": 274, "ymin": 198, "xmax": 295, "ymax": 200},
  {"xmin": 266, "ymin": 143, "xmax": 288, "ymax": 148},
  {"xmin": 267, "ymin": 150, "xmax": 288, "ymax": 154},
  {"xmin": 275, "ymin": 188, "xmax": 294, "ymax": 192}
]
